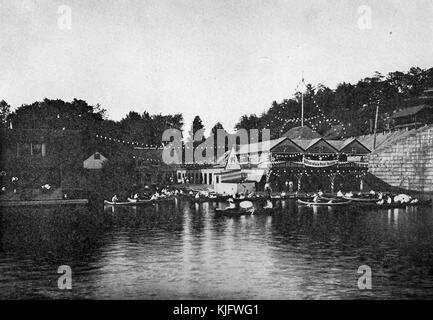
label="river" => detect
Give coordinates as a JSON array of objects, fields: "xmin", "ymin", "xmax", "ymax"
[{"xmin": 1, "ymin": 199, "xmax": 433, "ymax": 299}]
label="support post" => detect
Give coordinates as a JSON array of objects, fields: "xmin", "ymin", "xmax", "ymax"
[
  {"xmin": 373, "ymin": 104, "xmax": 379, "ymax": 150},
  {"xmin": 330, "ymin": 172, "xmax": 337, "ymax": 193}
]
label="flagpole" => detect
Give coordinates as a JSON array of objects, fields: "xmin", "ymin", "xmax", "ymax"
[
  {"xmin": 301, "ymin": 91, "xmax": 304, "ymax": 127},
  {"xmin": 301, "ymin": 76, "xmax": 304, "ymax": 127}
]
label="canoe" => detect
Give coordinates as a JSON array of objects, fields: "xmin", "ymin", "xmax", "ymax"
[
  {"xmin": 297, "ymin": 198, "xmax": 352, "ymax": 206},
  {"xmin": 127, "ymin": 197, "xmax": 153, "ymax": 204},
  {"xmin": 104, "ymin": 200, "xmax": 154, "ymax": 206},
  {"xmin": 342, "ymin": 195, "xmax": 378, "ymax": 203},
  {"xmin": 215, "ymin": 207, "xmax": 254, "ymax": 216}
]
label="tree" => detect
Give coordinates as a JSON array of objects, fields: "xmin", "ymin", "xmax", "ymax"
[
  {"xmin": 210, "ymin": 122, "xmax": 225, "ymax": 161},
  {"xmin": 0, "ymin": 100, "xmax": 11, "ymax": 129},
  {"xmin": 188, "ymin": 115, "xmax": 205, "ymax": 148}
]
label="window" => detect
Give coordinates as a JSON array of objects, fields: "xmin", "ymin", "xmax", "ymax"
[
  {"xmin": 31, "ymin": 143, "xmax": 42, "ymax": 156},
  {"xmin": 94, "ymin": 153, "xmax": 101, "ymax": 160},
  {"xmin": 177, "ymin": 172, "xmax": 181, "ymax": 179},
  {"xmin": 17, "ymin": 142, "xmax": 46, "ymax": 157}
]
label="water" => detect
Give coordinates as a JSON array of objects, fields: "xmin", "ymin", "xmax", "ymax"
[{"xmin": 1, "ymin": 199, "xmax": 433, "ymax": 299}]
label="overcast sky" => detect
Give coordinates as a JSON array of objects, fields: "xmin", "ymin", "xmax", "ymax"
[{"xmin": 1, "ymin": 0, "xmax": 432, "ymax": 133}]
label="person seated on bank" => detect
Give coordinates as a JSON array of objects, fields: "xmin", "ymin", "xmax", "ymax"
[
  {"xmin": 195, "ymin": 192, "xmax": 200, "ymax": 199},
  {"xmin": 337, "ymin": 190, "xmax": 344, "ymax": 197},
  {"xmin": 227, "ymin": 198, "xmax": 236, "ymax": 209},
  {"xmin": 112, "ymin": 195, "xmax": 119, "ymax": 203},
  {"xmin": 313, "ymin": 195, "xmax": 319, "ymax": 203},
  {"xmin": 133, "ymin": 193, "xmax": 139, "ymax": 200},
  {"xmin": 263, "ymin": 199, "xmax": 273, "ymax": 209},
  {"xmin": 317, "ymin": 189, "xmax": 324, "ymax": 197}
]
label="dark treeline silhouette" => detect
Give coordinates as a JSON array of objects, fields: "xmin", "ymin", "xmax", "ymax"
[{"xmin": 235, "ymin": 67, "xmax": 433, "ymax": 138}]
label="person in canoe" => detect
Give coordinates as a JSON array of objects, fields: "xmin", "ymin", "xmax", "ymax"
[
  {"xmin": 111, "ymin": 194, "xmax": 119, "ymax": 203},
  {"xmin": 263, "ymin": 198, "xmax": 273, "ymax": 209},
  {"xmin": 227, "ymin": 198, "xmax": 236, "ymax": 209}
]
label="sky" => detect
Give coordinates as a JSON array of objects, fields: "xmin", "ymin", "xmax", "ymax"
[{"xmin": 1, "ymin": 0, "xmax": 433, "ymax": 134}]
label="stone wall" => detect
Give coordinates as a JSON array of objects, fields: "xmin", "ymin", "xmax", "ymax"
[{"xmin": 368, "ymin": 125, "xmax": 433, "ymax": 192}]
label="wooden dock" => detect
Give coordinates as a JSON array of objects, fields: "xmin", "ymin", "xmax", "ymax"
[{"xmin": 0, "ymin": 199, "xmax": 88, "ymax": 207}]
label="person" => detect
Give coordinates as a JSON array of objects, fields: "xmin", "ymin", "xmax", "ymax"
[
  {"xmin": 112, "ymin": 195, "xmax": 118, "ymax": 203},
  {"xmin": 227, "ymin": 198, "xmax": 236, "ymax": 209},
  {"xmin": 195, "ymin": 192, "xmax": 200, "ymax": 199},
  {"xmin": 288, "ymin": 181, "xmax": 294, "ymax": 193},
  {"xmin": 263, "ymin": 199, "xmax": 273, "ymax": 209},
  {"xmin": 337, "ymin": 190, "xmax": 344, "ymax": 197},
  {"xmin": 313, "ymin": 195, "xmax": 319, "ymax": 203},
  {"xmin": 318, "ymin": 189, "xmax": 323, "ymax": 197},
  {"xmin": 264, "ymin": 182, "xmax": 271, "ymax": 198}
]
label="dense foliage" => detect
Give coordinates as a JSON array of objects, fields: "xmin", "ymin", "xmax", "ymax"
[{"xmin": 235, "ymin": 67, "xmax": 433, "ymax": 138}]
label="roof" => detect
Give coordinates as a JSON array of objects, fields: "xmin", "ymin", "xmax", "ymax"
[
  {"xmin": 282, "ymin": 126, "xmax": 322, "ymax": 139},
  {"xmin": 327, "ymin": 138, "xmax": 353, "ymax": 150},
  {"xmin": 291, "ymin": 138, "xmax": 321, "ymax": 150},
  {"xmin": 391, "ymin": 104, "xmax": 433, "ymax": 119}
]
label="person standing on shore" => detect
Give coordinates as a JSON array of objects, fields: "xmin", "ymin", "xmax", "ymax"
[{"xmin": 264, "ymin": 181, "xmax": 272, "ymax": 198}]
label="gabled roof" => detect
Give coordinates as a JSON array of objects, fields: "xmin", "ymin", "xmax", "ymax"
[
  {"xmin": 391, "ymin": 104, "xmax": 433, "ymax": 118},
  {"xmin": 328, "ymin": 138, "xmax": 371, "ymax": 154},
  {"xmin": 291, "ymin": 138, "xmax": 339, "ymax": 153}
]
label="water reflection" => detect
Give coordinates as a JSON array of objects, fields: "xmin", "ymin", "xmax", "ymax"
[{"xmin": 1, "ymin": 200, "xmax": 433, "ymax": 299}]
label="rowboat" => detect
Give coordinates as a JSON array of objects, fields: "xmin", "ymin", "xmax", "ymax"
[{"xmin": 297, "ymin": 198, "xmax": 352, "ymax": 206}]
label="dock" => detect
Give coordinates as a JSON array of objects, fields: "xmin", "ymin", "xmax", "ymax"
[{"xmin": 0, "ymin": 199, "xmax": 88, "ymax": 207}]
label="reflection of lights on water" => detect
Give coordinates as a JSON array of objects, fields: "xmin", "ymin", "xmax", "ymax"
[
  {"xmin": 266, "ymin": 216, "xmax": 272, "ymax": 226},
  {"xmin": 386, "ymin": 208, "xmax": 400, "ymax": 227},
  {"xmin": 394, "ymin": 208, "xmax": 399, "ymax": 225}
]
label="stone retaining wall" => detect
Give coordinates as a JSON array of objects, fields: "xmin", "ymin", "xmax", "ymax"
[{"xmin": 368, "ymin": 125, "xmax": 433, "ymax": 192}]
